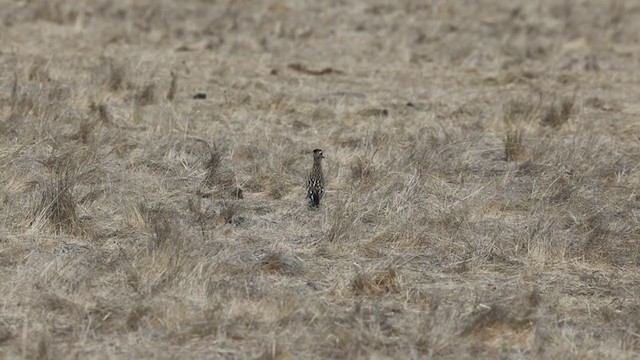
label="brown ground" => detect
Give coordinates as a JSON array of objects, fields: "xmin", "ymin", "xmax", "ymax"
[{"xmin": 1, "ymin": 0, "xmax": 640, "ymax": 359}]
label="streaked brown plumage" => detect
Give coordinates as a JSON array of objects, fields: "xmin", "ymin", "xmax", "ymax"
[{"xmin": 307, "ymin": 149, "xmax": 325, "ymax": 208}]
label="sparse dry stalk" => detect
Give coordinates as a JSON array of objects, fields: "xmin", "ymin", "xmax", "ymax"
[
  {"xmin": 167, "ymin": 71, "xmax": 177, "ymax": 101},
  {"xmin": 203, "ymin": 151, "xmax": 221, "ymax": 187},
  {"xmin": 10, "ymin": 72, "xmax": 18, "ymax": 109}
]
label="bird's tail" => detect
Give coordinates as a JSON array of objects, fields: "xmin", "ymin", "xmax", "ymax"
[{"xmin": 309, "ymin": 193, "xmax": 320, "ymax": 207}]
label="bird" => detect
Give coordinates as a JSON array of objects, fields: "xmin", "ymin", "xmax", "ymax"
[{"xmin": 307, "ymin": 149, "xmax": 325, "ymax": 208}]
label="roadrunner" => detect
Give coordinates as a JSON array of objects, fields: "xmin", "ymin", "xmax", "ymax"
[{"xmin": 307, "ymin": 149, "xmax": 325, "ymax": 208}]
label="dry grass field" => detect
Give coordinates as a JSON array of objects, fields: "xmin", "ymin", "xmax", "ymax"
[{"xmin": 1, "ymin": 0, "xmax": 640, "ymax": 358}]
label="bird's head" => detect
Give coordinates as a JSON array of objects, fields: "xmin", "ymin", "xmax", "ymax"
[{"xmin": 313, "ymin": 149, "xmax": 324, "ymax": 160}]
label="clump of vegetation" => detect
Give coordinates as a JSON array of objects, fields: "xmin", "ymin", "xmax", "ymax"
[
  {"xmin": 351, "ymin": 267, "xmax": 400, "ymax": 296},
  {"xmin": 460, "ymin": 305, "xmax": 533, "ymax": 349},
  {"xmin": 149, "ymin": 213, "xmax": 173, "ymax": 252},
  {"xmin": 258, "ymin": 251, "xmax": 303, "ymax": 277},
  {"xmin": 350, "ymin": 155, "xmax": 375, "ymax": 183},
  {"xmin": 326, "ymin": 203, "xmax": 359, "ymax": 243},
  {"xmin": 216, "ymin": 201, "xmax": 245, "ymax": 227},
  {"xmin": 504, "ymin": 126, "xmax": 525, "ymax": 162},
  {"xmin": 167, "ymin": 71, "xmax": 178, "ymax": 101},
  {"xmin": 503, "ymin": 98, "xmax": 539, "ymax": 124},
  {"xmin": 28, "ymin": 56, "xmax": 51, "ymax": 82},
  {"xmin": 501, "ymin": 98, "xmax": 536, "ymax": 162},
  {"xmin": 106, "ymin": 60, "xmax": 126, "ymax": 91},
  {"xmin": 72, "ymin": 119, "xmax": 98, "ymax": 144},
  {"xmin": 32, "ymin": 157, "xmax": 83, "ymax": 235},
  {"xmin": 202, "ymin": 150, "xmax": 221, "ymax": 187},
  {"xmin": 541, "ymin": 94, "xmax": 575, "ymax": 128},
  {"xmin": 89, "ymin": 101, "xmax": 113, "ymax": 125},
  {"xmin": 135, "ymin": 82, "xmax": 156, "ymax": 106}
]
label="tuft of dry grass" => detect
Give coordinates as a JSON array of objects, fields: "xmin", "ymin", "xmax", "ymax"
[
  {"xmin": 71, "ymin": 119, "xmax": 98, "ymax": 144},
  {"xmin": 149, "ymin": 213, "xmax": 174, "ymax": 252},
  {"xmin": 31, "ymin": 157, "xmax": 83, "ymax": 235},
  {"xmin": 167, "ymin": 71, "xmax": 177, "ymax": 101},
  {"xmin": 461, "ymin": 305, "xmax": 534, "ymax": 351},
  {"xmin": 201, "ymin": 149, "xmax": 237, "ymax": 196},
  {"xmin": 105, "ymin": 59, "xmax": 126, "ymax": 91},
  {"xmin": 135, "ymin": 82, "xmax": 156, "ymax": 106},
  {"xmin": 326, "ymin": 202, "xmax": 359, "ymax": 243},
  {"xmin": 28, "ymin": 56, "xmax": 50, "ymax": 82},
  {"xmin": 501, "ymin": 98, "xmax": 537, "ymax": 162},
  {"xmin": 202, "ymin": 150, "xmax": 222, "ymax": 187},
  {"xmin": 89, "ymin": 101, "xmax": 112, "ymax": 125},
  {"xmin": 541, "ymin": 94, "xmax": 575, "ymax": 128},
  {"xmin": 504, "ymin": 127, "xmax": 525, "ymax": 162},
  {"xmin": 9, "ymin": 72, "xmax": 18, "ymax": 107},
  {"xmin": 351, "ymin": 267, "xmax": 400, "ymax": 297},
  {"xmin": 218, "ymin": 202, "xmax": 243, "ymax": 226},
  {"xmin": 349, "ymin": 155, "xmax": 375, "ymax": 184},
  {"xmin": 126, "ymin": 305, "xmax": 149, "ymax": 331},
  {"xmin": 258, "ymin": 251, "xmax": 303, "ymax": 277}
]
